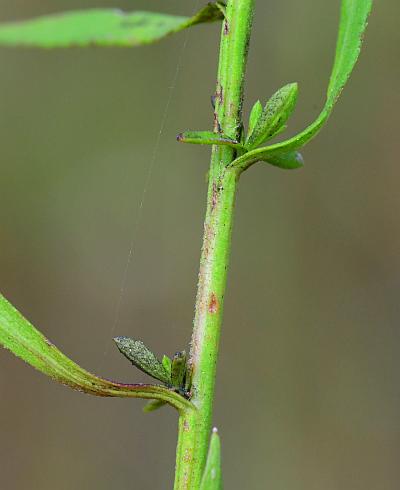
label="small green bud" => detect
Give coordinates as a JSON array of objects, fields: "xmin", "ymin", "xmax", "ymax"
[
  {"xmin": 143, "ymin": 399, "xmax": 167, "ymax": 413},
  {"xmin": 246, "ymin": 83, "xmax": 298, "ymax": 150},
  {"xmin": 113, "ymin": 337, "xmax": 171, "ymax": 385},
  {"xmin": 171, "ymin": 350, "xmax": 187, "ymax": 390}
]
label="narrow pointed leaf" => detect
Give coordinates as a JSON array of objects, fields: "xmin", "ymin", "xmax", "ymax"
[
  {"xmin": 200, "ymin": 428, "xmax": 222, "ymax": 490},
  {"xmin": 245, "ymin": 83, "xmax": 298, "ymax": 150},
  {"xmin": 0, "ymin": 4, "xmax": 224, "ymax": 48},
  {"xmin": 247, "ymin": 100, "xmax": 263, "ymax": 140},
  {"xmin": 0, "ymin": 294, "xmax": 191, "ymax": 411},
  {"xmin": 171, "ymin": 351, "xmax": 187, "ymax": 389},
  {"xmin": 177, "ymin": 131, "xmax": 244, "ymax": 150},
  {"xmin": 263, "ymin": 151, "xmax": 304, "ymax": 170},
  {"xmin": 231, "ymin": 0, "xmax": 372, "ymax": 170},
  {"xmin": 162, "ymin": 354, "xmax": 172, "ymax": 377},
  {"xmin": 114, "ymin": 337, "xmax": 171, "ymax": 385}
]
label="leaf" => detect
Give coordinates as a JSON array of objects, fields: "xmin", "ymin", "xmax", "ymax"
[
  {"xmin": 247, "ymin": 100, "xmax": 263, "ymax": 140},
  {"xmin": 162, "ymin": 354, "xmax": 172, "ymax": 377},
  {"xmin": 200, "ymin": 428, "xmax": 222, "ymax": 490},
  {"xmin": 0, "ymin": 4, "xmax": 224, "ymax": 48},
  {"xmin": 177, "ymin": 131, "xmax": 244, "ymax": 150},
  {"xmin": 114, "ymin": 337, "xmax": 171, "ymax": 385},
  {"xmin": 171, "ymin": 351, "xmax": 187, "ymax": 389},
  {"xmin": 263, "ymin": 151, "xmax": 304, "ymax": 170},
  {"xmin": 245, "ymin": 83, "xmax": 298, "ymax": 150},
  {"xmin": 0, "ymin": 293, "xmax": 191, "ymax": 412},
  {"xmin": 231, "ymin": 0, "xmax": 372, "ymax": 170}
]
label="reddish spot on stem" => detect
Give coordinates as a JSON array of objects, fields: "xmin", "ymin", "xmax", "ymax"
[
  {"xmin": 212, "ymin": 182, "xmax": 218, "ymax": 210},
  {"xmin": 215, "ymin": 83, "xmax": 223, "ymax": 105},
  {"xmin": 208, "ymin": 293, "xmax": 219, "ymax": 314},
  {"xmin": 224, "ymin": 20, "xmax": 230, "ymax": 35},
  {"xmin": 213, "ymin": 113, "xmax": 220, "ymax": 132}
]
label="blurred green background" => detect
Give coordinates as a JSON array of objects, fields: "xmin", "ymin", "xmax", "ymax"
[{"xmin": 0, "ymin": 1, "xmax": 399, "ymax": 489}]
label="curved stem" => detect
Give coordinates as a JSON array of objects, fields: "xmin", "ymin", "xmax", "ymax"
[{"xmin": 173, "ymin": 1, "xmax": 255, "ymax": 488}]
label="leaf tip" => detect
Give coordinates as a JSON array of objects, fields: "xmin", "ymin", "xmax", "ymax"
[
  {"xmin": 200, "ymin": 427, "xmax": 222, "ymax": 489},
  {"xmin": 113, "ymin": 335, "xmax": 126, "ymax": 347},
  {"xmin": 284, "ymin": 81, "xmax": 299, "ymax": 102},
  {"xmin": 292, "ymin": 151, "xmax": 304, "ymax": 168},
  {"xmin": 286, "ymin": 81, "xmax": 298, "ymax": 90},
  {"xmin": 262, "ymin": 150, "xmax": 304, "ymax": 170}
]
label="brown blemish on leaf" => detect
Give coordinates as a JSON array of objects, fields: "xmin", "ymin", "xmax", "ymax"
[
  {"xmin": 208, "ymin": 293, "xmax": 219, "ymax": 314},
  {"xmin": 183, "ymin": 419, "xmax": 190, "ymax": 432}
]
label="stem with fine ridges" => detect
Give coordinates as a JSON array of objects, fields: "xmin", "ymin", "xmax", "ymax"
[{"xmin": 173, "ymin": 1, "xmax": 255, "ymax": 488}]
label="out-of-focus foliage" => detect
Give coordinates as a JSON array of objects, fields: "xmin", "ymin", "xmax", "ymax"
[{"xmin": 0, "ymin": 4, "xmax": 223, "ymax": 47}]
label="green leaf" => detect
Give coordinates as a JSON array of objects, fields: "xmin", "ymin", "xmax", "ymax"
[
  {"xmin": 247, "ymin": 100, "xmax": 263, "ymax": 140},
  {"xmin": 263, "ymin": 151, "xmax": 304, "ymax": 170},
  {"xmin": 245, "ymin": 83, "xmax": 298, "ymax": 150},
  {"xmin": 177, "ymin": 131, "xmax": 244, "ymax": 150},
  {"xmin": 171, "ymin": 351, "xmax": 187, "ymax": 389},
  {"xmin": 0, "ymin": 293, "xmax": 191, "ymax": 411},
  {"xmin": 0, "ymin": 4, "xmax": 224, "ymax": 48},
  {"xmin": 162, "ymin": 354, "xmax": 172, "ymax": 377},
  {"xmin": 114, "ymin": 337, "xmax": 171, "ymax": 385},
  {"xmin": 200, "ymin": 428, "xmax": 222, "ymax": 490},
  {"xmin": 231, "ymin": 0, "xmax": 372, "ymax": 170}
]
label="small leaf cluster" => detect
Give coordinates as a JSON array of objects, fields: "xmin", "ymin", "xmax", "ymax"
[
  {"xmin": 245, "ymin": 84, "xmax": 298, "ymax": 150},
  {"xmin": 177, "ymin": 82, "xmax": 303, "ymax": 170},
  {"xmin": 114, "ymin": 336, "xmax": 189, "ymax": 412},
  {"xmin": 242, "ymin": 83, "xmax": 303, "ymax": 169}
]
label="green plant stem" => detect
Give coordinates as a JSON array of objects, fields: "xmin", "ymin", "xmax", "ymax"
[{"xmin": 173, "ymin": 1, "xmax": 254, "ymax": 488}]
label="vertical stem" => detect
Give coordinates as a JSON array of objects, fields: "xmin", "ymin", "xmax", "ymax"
[{"xmin": 174, "ymin": 1, "xmax": 254, "ymax": 489}]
